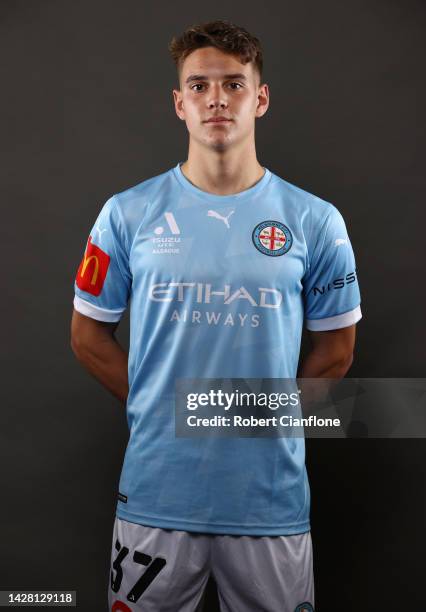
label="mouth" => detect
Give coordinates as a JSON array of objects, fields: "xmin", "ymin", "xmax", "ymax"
[{"xmin": 204, "ymin": 117, "xmax": 233, "ymax": 124}]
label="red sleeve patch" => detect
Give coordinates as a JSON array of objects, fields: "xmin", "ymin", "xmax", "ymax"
[
  {"xmin": 112, "ymin": 601, "xmax": 132, "ymax": 612},
  {"xmin": 75, "ymin": 236, "xmax": 110, "ymax": 296}
]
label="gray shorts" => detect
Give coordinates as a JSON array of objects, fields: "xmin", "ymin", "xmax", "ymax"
[{"xmin": 108, "ymin": 517, "xmax": 314, "ymax": 612}]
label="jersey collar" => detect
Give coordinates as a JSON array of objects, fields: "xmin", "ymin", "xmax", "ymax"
[{"xmin": 173, "ymin": 162, "xmax": 272, "ymax": 203}]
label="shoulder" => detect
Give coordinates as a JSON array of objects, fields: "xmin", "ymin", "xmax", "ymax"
[
  {"xmin": 270, "ymin": 171, "xmax": 340, "ymax": 222},
  {"xmin": 93, "ymin": 167, "xmax": 175, "ymax": 253},
  {"xmin": 114, "ymin": 166, "xmax": 175, "ymax": 213},
  {"xmin": 270, "ymin": 172, "xmax": 349, "ymax": 250},
  {"xmin": 103, "ymin": 166, "xmax": 176, "ymax": 235}
]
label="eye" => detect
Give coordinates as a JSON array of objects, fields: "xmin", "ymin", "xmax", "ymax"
[
  {"xmin": 190, "ymin": 83, "xmax": 206, "ymax": 92},
  {"xmin": 228, "ymin": 82, "xmax": 243, "ymax": 90}
]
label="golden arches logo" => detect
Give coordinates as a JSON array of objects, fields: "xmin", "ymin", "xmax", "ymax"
[
  {"xmin": 80, "ymin": 252, "xmax": 99, "ymax": 285},
  {"xmin": 75, "ymin": 235, "xmax": 110, "ymax": 296}
]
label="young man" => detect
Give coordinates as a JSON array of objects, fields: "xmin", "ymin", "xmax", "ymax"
[{"xmin": 71, "ymin": 20, "xmax": 361, "ymax": 612}]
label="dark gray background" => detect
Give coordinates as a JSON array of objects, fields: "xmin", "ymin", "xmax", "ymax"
[{"xmin": 1, "ymin": 0, "xmax": 425, "ymax": 609}]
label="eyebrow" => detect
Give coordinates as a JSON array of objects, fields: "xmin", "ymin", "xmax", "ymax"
[{"xmin": 185, "ymin": 73, "xmax": 247, "ymax": 84}]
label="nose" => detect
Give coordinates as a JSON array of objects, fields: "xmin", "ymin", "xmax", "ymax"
[{"xmin": 206, "ymin": 84, "xmax": 228, "ymax": 109}]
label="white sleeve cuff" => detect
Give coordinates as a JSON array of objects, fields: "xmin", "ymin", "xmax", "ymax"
[
  {"xmin": 306, "ymin": 305, "xmax": 362, "ymax": 331},
  {"xmin": 73, "ymin": 295, "xmax": 125, "ymax": 322}
]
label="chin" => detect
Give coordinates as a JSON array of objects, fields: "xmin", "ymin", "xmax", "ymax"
[{"xmin": 206, "ymin": 135, "xmax": 233, "ymax": 152}]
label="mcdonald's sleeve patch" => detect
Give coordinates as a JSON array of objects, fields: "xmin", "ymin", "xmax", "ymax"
[{"xmin": 75, "ymin": 235, "xmax": 111, "ymax": 296}]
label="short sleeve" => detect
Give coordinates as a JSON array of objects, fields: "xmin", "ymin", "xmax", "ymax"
[
  {"xmin": 73, "ymin": 195, "xmax": 132, "ymax": 322},
  {"xmin": 303, "ymin": 206, "xmax": 362, "ymax": 331}
]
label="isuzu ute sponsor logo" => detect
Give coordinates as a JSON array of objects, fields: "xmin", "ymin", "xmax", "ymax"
[
  {"xmin": 252, "ymin": 220, "xmax": 293, "ymax": 256},
  {"xmin": 152, "ymin": 212, "xmax": 181, "ymax": 254},
  {"xmin": 148, "ymin": 282, "xmax": 283, "ymax": 328},
  {"xmin": 154, "ymin": 212, "xmax": 180, "ymax": 235}
]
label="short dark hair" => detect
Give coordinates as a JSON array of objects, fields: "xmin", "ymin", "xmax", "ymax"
[{"xmin": 169, "ymin": 20, "xmax": 263, "ymax": 81}]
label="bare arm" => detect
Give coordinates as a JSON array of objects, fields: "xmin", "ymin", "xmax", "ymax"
[
  {"xmin": 298, "ymin": 324, "xmax": 356, "ymax": 379},
  {"xmin": 70, "ymin": 309, "xmax": 129, "ymax": 404}
]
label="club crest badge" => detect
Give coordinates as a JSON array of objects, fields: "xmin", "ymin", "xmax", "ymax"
[
  {"xmin": 252, "ymin": 220, "xmax": 293, "ymax": 256},
  {"xmin": 295, "ymin": 603, "xmax": 314, "ymax": 612}
]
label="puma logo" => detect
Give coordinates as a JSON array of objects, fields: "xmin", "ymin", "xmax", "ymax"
[
  {"xmin": 95, "ymin": 223, "xmax": 107, "ymax": 243},
  {"xmin": 207, "ymin": 209, "xmax": 234, "ymax": 229}
]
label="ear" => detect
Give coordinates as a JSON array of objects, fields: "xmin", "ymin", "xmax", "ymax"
[
  {"xmin": 173, "ymin": 89, "xmax": 185, "ymax": 121},
  {"xmin": 255, "ymin": 83, "xmax": 269, "ymax": 119}
]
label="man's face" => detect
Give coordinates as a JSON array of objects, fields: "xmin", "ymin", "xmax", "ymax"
[{"xmin": 173, "ymin": 47, "xmax": 269, "ymax": 152}]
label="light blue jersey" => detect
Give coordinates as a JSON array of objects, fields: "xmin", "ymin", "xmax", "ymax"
[{"xmin": 74, "ymin": 163, "xmax": 361, "ymax": 535}]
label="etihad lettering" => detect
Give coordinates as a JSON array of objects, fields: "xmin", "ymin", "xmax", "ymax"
[{"xmin": 148, "ymin": 282, "xmax": 282, "ymax": 309}]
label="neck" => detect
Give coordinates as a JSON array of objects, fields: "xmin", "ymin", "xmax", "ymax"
[{"xmin": 181, "ymin": 140, "xmax": 265, "ymax": 196}]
